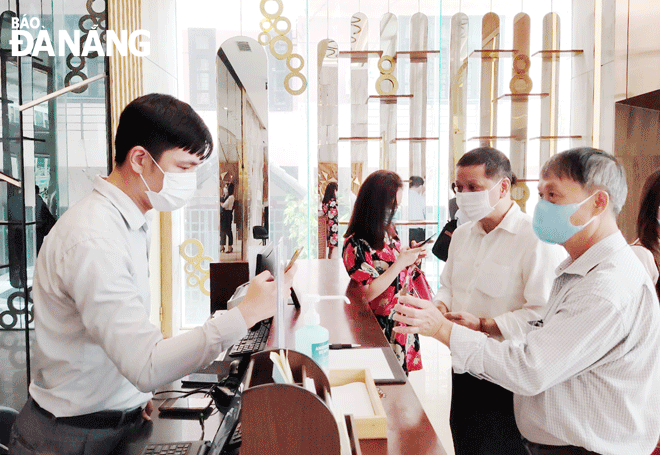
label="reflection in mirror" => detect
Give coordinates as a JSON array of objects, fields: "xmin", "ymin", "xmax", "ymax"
[
  {"xmin": 216, "ymin": 37, "xmax": 268, "ymax": 262},
  {"xmin": 317, "ymin": 39, "xmax": 338, "ymax": 259}
]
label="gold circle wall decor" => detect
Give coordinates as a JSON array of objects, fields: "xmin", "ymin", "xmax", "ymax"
[
  {"xmin": 260, "ymin": 0, "xmax": 283, "ymax": 20},
  {"xmin": 376, "ymin": 54, "xmax": 398, "ymax": 96},
  {"xmin": 511, "ymin": 181, "xmax": 531, "ymax": 212},
  {"xmin": 377, "ymin": 55, "xmax": 395, "ymax": 73},
  {"xmin": 286, "ymin": 53, "xmax": 304, "ymax": 72},
  {"xmin": 260, "ymin": 18, "xmax": 274, "ymax": 33},
  {"xmin": 513, "ymin": 54, "xmax": 530, "ymax": 74},
  {"xmin": 269, "ymin": 35, "xmax": 293, "ymax": 60},
  {"xmin": 259, "ymin": 0, "xmax": 307, "ymax": 95},
  {"xmin": 178, "ymin": 238, "xmax": 213, "ymax": 296},
  {"xmin": 510, "ymin": 74, "xmax": 533, "ymax": 94},
  {"xmin": 284, "ymin": 72, "xmax": 307, "ymax": 96},
  {"xmin": 258, "ymin": 31, "xmax": 271, "ymax": 45},
  {"xmin": 376, "ymin": 74, "xmax": 399, "ymax": 95},
  {"xmin": 274, "ymin": 16, "xmax": 291, "ymax": 36}
]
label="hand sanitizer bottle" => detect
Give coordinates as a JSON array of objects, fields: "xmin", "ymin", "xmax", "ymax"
[{"xmin": 295, "ymin": 294, "xmax": 330, "ymax": 371}]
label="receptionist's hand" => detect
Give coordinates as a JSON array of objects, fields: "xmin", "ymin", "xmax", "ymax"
[
  {"xmin": 237, "ymin": 264, "xmax": 297, "ymax": 329},
  {"xmin": 142, "ymin": 400, "xmax": 154, "ymax": 421}
]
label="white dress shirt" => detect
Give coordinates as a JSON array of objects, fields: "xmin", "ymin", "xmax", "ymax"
[
  {"xmin": 408, "ymin": 189, "xmax": 426, "ymax": 224},
  {"xmin": 434, "ymin": 203, "xmax": 566, "ymax": 341},
  {"xmin": 450, "ymin": 232, "xmax": 660, "ymax": 455},
  {"xmin": 30, "ymin": 176, "xmax": 248, "ymax": 417},
  {"xmin": 631, "ymin": 243, "xmax": 659, "ymax": 284}
]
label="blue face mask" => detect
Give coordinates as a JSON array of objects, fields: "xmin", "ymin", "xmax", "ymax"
[{"xmin": 532, "ymin": 193, "xmax": 597, "ymax": 244}]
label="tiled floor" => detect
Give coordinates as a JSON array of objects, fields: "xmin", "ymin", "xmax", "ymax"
[{"xmin": 408, "ymin": 335, "xmax": 455, "ymax": 455}]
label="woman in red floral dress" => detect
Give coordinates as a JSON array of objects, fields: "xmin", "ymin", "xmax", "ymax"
[
  {"xmin": 322, "ymin": 182, "xmax": 339, "ymax": 259},
  {"xmin": 342, "ymin": 170, "xmax": 425, "ymax": 373}
]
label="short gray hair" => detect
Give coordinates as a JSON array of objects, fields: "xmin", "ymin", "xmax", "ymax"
[{"xmin": 541, "ymin": 148, "xmax": 628, "ymax": 215}]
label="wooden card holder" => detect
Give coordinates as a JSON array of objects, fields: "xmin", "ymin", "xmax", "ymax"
[
  {"xmin": 329, "ymin": 369, "xmax": 387, "ymax": 439},
  {"xmin": 240, "ymin": 349, "xmax": 361, "ymax": 455}
]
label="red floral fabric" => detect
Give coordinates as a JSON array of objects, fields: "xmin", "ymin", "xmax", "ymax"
[
  {"xmin": 322, "ymin": 199, "xmax": 339, "ymax": 247},
  {"xmin": 342, "ymin": 231, "xmax": 422, "ymax": 373}
]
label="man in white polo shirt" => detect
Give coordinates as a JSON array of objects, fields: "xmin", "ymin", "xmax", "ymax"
[
  {"xmin": 9, "ymin": 94, "xmax": 294, "ymax": 455},
  {"xmin": 429, "ymin": 147, "xmax": 565, "ymax": 455},
  {"xmin": 394, "ymin": 148, "xmax": 660, "ymax": 455}
]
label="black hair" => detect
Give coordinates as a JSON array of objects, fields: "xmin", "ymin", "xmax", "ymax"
[
  {"xmin": 114, "ymin": 93, "xmax": 213, "ymax": 165},
  {"xmin": 410, "ymin": 176, "xmax": 424, "ymax": 188},
  {"xmin": 226, "ymin": 182, "xmax": 235, "ymax": 196},
  {"xmin": 344, "ymin": 170, "xmax": 402, "ymax": 250},
  {"xmin": 322, "ymin": 182, "xmax": 338, "ymax": 204},
  {"xmin": 637, "ymin": 169, "xmax": 660, "ymax": 295},
  {"xmin": 456, "ymin": 147, "xmax": 517, "ymax": 185}
]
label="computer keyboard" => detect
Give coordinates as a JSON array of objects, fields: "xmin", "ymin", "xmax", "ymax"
[
  {"xmin": 227, "ymin": 318, "xmax": 272, "ymax": 356},
  {"xmin": 143, "ymin": 442, "xmax": 197, "ymax": 455}
]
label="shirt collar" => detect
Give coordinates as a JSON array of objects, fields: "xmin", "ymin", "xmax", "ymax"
[
  {"xmin": 471, "ymin": 201, "xmax": 522, "ymax": 235},
  {"xmin": 93, "ymin": 175, "xmax": 148, "ymax": 231},
  {"xmin": 556, "ymin": 231, "xmax": 628, "ymax": 277}
]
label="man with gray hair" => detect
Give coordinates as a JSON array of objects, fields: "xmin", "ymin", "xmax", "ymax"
[{"xmin": 393, "ymin": 148, "xmax": 660, "ymax": 454}]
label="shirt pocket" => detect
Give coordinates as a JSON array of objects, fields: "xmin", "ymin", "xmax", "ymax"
[{"xmin": 475, "ymin": 261, "xmax": 513, "ymax": 298}]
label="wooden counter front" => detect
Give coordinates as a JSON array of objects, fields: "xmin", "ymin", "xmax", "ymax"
[{"xmin": 271, "ymin": 258, "xmax": 447, "ymax": 455}]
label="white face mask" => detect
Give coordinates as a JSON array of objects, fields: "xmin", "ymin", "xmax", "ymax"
[
  {"xmin": 140, "ymin": 154, "xmax": 197, "ymax": 212},
  {"xmin": 455, "ymin": 178, "xmax": 502, "ymax": 222}
]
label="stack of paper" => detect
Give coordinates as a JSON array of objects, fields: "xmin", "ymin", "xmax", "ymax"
[{"xmin": 269, "ymin": 350, "xmax": 294, "ymax": 384}]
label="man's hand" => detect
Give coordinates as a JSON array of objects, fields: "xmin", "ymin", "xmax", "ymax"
[
  {"xmin": 141, "ymin": 400, "xmax": 154, "ymax": 421},
  {"xmin": 237, "ymin": 265, "xmax": 297, "ymax": 328},
  {"xmin": 392, "ymin": 295, "xmax": 453, "ymax": 346},
  {"xmin": 445, "ymin": 311, "xmax": 480, "ymax": 331}
]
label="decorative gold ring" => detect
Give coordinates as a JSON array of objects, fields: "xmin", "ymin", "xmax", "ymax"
[
  {"xmin": 260, "ymin": 18, "xmax": 274, "ymax": 33},
  {"xmin": 260, "ymin": 0, "xmax": 283, "ymax": 20},
  {"xmin": 258, "ymin": 31, "xmax": 272, "ymax": 46},
  {"xmin": 378, "ymin": 55, "xmax": 395, "ymax": 74},
  {"xmin": 376, "ymin": 73, "xmax": 399, "ymax": 95},
  {"xmin": 509, "ymin": 74, "xmax": 532, "ymax": 94},
  {"xmin": 269, "ymin": 34, "xmax": 292, "ymax": 60},
  {"xmin": 284, "ymin": 72, "xmax": 307, "ymax": 95},
  {"xmin": 286, "ymin": 53, "xmax": 304, "ymax": 72},
  {"xmin": 274, "ymin": 16, "xmax": 291, "ymax": 36},
  {"xmin": 513, "ymin": 54, "xmax": 530, "ymax": 74}
]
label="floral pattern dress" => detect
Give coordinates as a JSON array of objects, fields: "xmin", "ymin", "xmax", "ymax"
[
  {"xmin": 323, "ymin": 198, "xmax": 339, "ymax": 248},
  {"xmin": 342, "ymin": 232, "xmax": 422, "ymax": 373}
]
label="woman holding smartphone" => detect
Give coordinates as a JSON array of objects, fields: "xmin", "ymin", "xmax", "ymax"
[{"xmin": 342, "ymin": 170, "xmax": 425, "ymax": 373}]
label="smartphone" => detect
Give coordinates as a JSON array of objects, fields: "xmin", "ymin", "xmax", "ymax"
[
  {"xmin": 418, "ymin": 233, "xmax": 437, "ymax": 247},
  {"xmin": 158, "ymin": 396, "xmax": 213, "ymax": 416},
  {"xmin": 285, "ymin": 246, "xmax": 304, "ymax": 272}
]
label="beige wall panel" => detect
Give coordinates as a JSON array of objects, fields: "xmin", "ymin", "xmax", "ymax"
[
  {"xmin": 615, "ymin": 0, "xmax": 660, "ymax": 101},
  {"xmin": 409, "ymin": 12, "xmax": 428, "ymax": 178},
  {"xmin": 614, "ymin": 102, "xmax": 660, "ymax": 242},
  {"xmin": 479, "ymin": 12, "xmax": 500, "ymax": 149},
  {"xmin": 449, "ymin": 13, "xmax": 468, "ymax": 183}
]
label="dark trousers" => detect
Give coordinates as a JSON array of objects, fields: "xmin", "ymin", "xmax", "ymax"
[
  {"xmin": 9, "ymin": 397, "xmax": 143, "ymax": 455},
  {"xmin": 522, "ymin": 439, "xmax": 601, "ymax": 455},
  {"xmin": 409, "ymin": 227, "xmax": 425, "ymax": 245},
  {"xmin": 220, "ymin": 214, "xmax": 233, "ymax": 247},
  {"xmin": 451, "ymin": 372, "xmax": 527, "ymax": 455}
]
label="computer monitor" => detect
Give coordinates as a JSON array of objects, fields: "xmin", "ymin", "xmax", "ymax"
[{"xmin": 255, "ymin": 242, "xmax": 300, "ymax": 309}]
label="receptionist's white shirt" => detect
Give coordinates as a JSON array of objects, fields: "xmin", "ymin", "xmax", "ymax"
[
  {"xmin": 434, "ymin": 203, "xmax": 565, "ymax": 341},
  {"xmin": 30, "ymin": 176, "xmax": 248, "ymax": 417}
]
